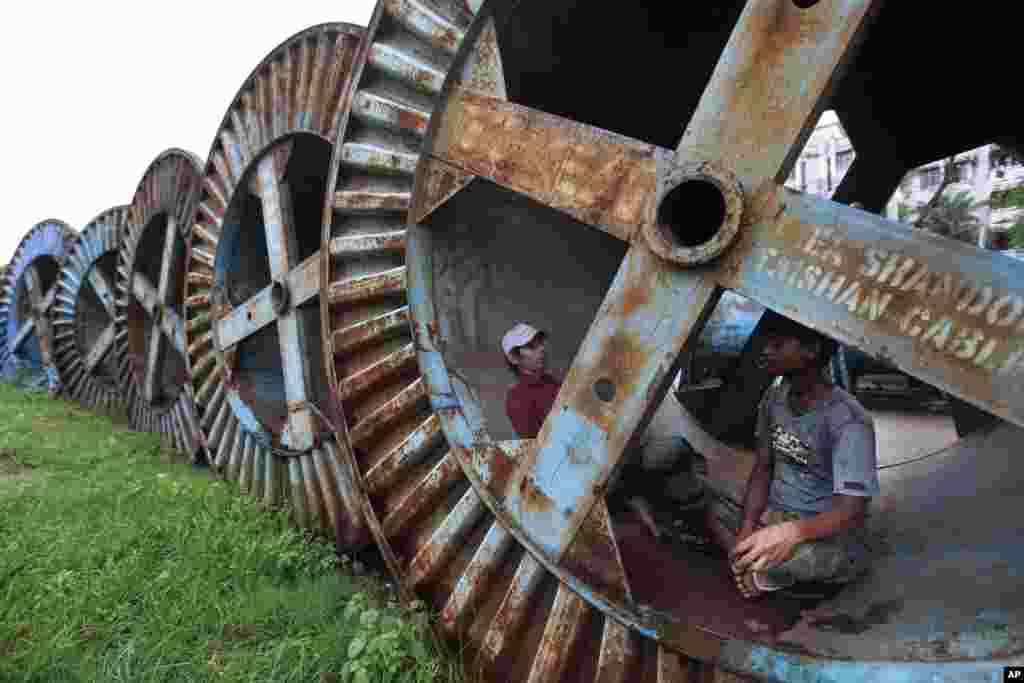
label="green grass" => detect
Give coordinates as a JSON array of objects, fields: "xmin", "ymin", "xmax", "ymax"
[{"xmin": 0, "ymin": 383, "xmax": 460, "ymax": 683}]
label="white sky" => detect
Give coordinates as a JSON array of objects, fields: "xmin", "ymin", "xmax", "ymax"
[{"xmin": 2, "ymin": 1, "xmax": 376, "ymax": 265}]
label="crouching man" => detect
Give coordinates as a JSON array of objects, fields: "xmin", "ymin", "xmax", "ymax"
[{"xmin": 707, "ymin": 312, "xmax": 880, "ymax": 598}]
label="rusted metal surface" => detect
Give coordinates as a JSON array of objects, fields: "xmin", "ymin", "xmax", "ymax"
[
  {"xmin": 0, "ymin": 220, "xmax": 77, "ymax": 387},
  {"xmin": 183, "ymin": 22, "xmax": 370, "ymax": 550},
  {"xmin": 430, "ymin": 86, "xmax": 661, "ymax": 243}
]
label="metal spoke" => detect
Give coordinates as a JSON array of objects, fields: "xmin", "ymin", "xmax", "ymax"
[
  {"xmin": 503, "ymin": 243, "xmax": 718, "ymax": 561},
  {"xmin": 132, "ymin": 272, "xmax": 159, "ymax": 318},
  {"xmin": 720, "ymin": 186, "xmax": 1024, "ymax": 428},
  {"xmin": 21, "ymin": 263, "xmax": 56, "ymax": 365},
  {"xmin": 23, "ymin": 264, "xmax": 43, "ymax": 309},
  {"xmin": 86, "ymin": 267, "xmax": 117, "ymax": 319},
  {"xmin": 83, "ymin": 323, "xmax": 117, "ymax": 376},
  {"xmin": 156, "ymin": 215, "xmax": 179, "ymax": 304},
  {"xmin": 215, "ymin": 252, "xmax": 322, "ymax": 350},
  {"xmin": 143, "ymin": 321, "xmax": 166, "ymax": 404},
  {"xmin": 430, "ymin": 86, "xmax": 671, "ymax": 243},
  {"xmin": 253, "ymin": 144, "xmax": 317, "ymax": 451},
  {"xmin": 12, "ymin": 319, "xmax": 34, "ymax": 353},
  {"xmin": 674, "ymin": 0, "xmax": 876, "ymax": 189}
]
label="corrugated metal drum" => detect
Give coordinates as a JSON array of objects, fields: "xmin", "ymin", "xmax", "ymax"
[
  {"xmin": 0, "ymin": 219, "xmax": 78, "ymax": 388},
  {"xmin": 183, "ymin": 23, "xmax": 371, "ymax": 549},
  {"xmin": 116, "ymin": 149, "xmax": 205, "ymax": 459},
  {"xmin": 52, "ymin": 206, "xmax": 130, "ymax": 412}
]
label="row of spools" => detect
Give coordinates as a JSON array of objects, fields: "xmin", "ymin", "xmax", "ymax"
[{"xmin": 0, "ymin": 4, "xmax": 748, "ymax": 681}]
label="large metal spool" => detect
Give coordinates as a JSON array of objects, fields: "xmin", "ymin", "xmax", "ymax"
[
  {"xmin": 0, "ymin": 219, "xmax": 78, "ymax": 386},
  {"xmin": 117, "ymin": 149, "xmax": 205, "ymax": 458},
  {"xmin": 184, "ymin": 23, "xmax": 370, "ymax": 549},
  {"xmin": 52, "ymin": 206, "xmax": 130, "ymax": 412},
  {"xmin": 381, "ymin": 0, "xmax": 1024, "ymax": 681}
]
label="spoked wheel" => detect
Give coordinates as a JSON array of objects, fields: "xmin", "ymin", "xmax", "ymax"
[
  {"xmin": 388, "ymin": 0, "xmax": 1024, "ymax": 681},
  {"xmin": 184, "ymin": 24, "xmax": 371, "ymax": 548},
  {"xmin": 117, "ymin": 149, "xmax": 205, "ymax": 459},
  {"xmin": 52, "ymin": 206, "xmax": 130, "ymax": 412},
  {"xmin": 0, "ymin": 219, "xmax": 78, "ymax": 389}
]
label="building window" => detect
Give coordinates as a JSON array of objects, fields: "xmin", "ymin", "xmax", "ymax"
[
  {"xmin": 920, "ymin": 167, "xmax": 943, "ymax": 189},
  {"xmin": 836, "ymin": 149, "xmax": 854, "ymax": 175}
]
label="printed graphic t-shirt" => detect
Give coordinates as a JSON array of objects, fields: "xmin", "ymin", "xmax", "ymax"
[{"xmin": 756, "ymin": 381, "xmax": 881, "ymax": 518}]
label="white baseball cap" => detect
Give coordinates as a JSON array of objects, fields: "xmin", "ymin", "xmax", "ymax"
[{"xmin": 502, "ymin": 323, "xmax": 542, "ymax": 361}]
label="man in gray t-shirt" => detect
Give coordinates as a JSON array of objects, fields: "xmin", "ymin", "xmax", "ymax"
[{"xmin": 705, "ymin": 312, "xmax": 880, "ymax": 598}]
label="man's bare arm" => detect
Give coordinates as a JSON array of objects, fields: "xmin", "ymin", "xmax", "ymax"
[
  {"xmin": 739, "ymin": 447, "xmax": 773, "ymax": 534},
  {"xmin": 792, "ymin": 494, "xmax": 868, "ymax": 544}
]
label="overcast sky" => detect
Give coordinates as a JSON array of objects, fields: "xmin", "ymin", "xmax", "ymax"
[{"xmin": 2, "ymin": 1, "xmax": 376, "ymax": 265}]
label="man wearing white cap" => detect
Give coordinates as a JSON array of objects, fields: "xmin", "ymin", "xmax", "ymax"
[{"xmin": 502, "ymin": 323, "xmax": 561, "ymax": 439}]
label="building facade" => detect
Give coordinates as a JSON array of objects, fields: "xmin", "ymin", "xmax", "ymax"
[{"xmin": 786, "ymin": 111, "xmax": 1024, "ymax": 248}]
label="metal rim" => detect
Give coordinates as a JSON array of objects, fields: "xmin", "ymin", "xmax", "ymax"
[
  {"xmin": 52, "ymin": 206, "xmax": 130, "ymax": 411},
  {"xmin": 116, "ymin": 148, "xmax": 204, "ymax": 457},
  {"xmin": 0, "ymin": 219, "xmax": 78, "ymax": 384},
  {"xmin": 184, "ymin": 23, "xmax": 370, "ymax": 549}
]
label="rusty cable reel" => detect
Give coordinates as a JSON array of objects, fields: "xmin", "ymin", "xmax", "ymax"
[
  {"xmin": 0, "ymin": 219, "xmax": 78, "ymax": 389},
  {"xmin": 183, "ymin": 23, "xmax": 372, "ymax": 549},
  {"xmin": 116, "ymin": 149, "xmax": 205, "ymax": 460},
  {"xmin": 52, "ymin": 206, "xmax": 130, "ymax": 413},
  {"xmin": 395, "ymin": 0, "xmax": 1024, "ymax": 681}
]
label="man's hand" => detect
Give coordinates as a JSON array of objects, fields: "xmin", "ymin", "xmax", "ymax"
[
  {"xmin": 730, "ymin": 521, "xmax": 802, "ymax": 572},
  {"xmin": 732, "ymin": 520, "xmax": 757, "ymax": 551}
]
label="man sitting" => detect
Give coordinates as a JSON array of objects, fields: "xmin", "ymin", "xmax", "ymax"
[{"xmin": 705, "ymin": 312, "xmax": 880, "ymax": 598}]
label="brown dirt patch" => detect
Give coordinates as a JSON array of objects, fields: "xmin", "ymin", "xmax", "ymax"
[{"xmin": 0, "ymin": 449, "xmax": 33, "ymax": 480}]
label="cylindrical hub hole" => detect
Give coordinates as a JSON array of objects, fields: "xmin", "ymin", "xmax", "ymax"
[
  {"xmin": 594, "ymin": 378, "xmax": 616, "ymax": 403},
  {"xmin": 656, "ymin": 180, "xmax": 727, "ymax": 249},
  {"xmin": 793, "ymin": 0, "xmax": 821, "ymax": 7}
]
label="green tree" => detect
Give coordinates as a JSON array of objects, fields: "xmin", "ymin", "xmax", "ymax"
[
  {"xmin": 901, "ymin": 156, "xmax": 984, "ymax": 244},
  {"xmin": 916, "ymin": 189, "xmax": 984, "ymax": 243}
]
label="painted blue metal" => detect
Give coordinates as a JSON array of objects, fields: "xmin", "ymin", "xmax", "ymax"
[
  {"xmin": 1, "ymin": 219, "xmax": 77, "ymax": 386},
  {"xmin": 720, "ymin": 642, "xmax": 1020, "ymax": 682}
]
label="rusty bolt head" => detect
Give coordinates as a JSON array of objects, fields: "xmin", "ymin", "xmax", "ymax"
[{"xmin": 643, "ymin": 159, "xmax": 744, "ymax": 266}]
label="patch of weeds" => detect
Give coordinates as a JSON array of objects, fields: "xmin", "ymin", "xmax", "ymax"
[{"xmin": 0, "ymin": 383, "xmax": 462, "ymax": 683}]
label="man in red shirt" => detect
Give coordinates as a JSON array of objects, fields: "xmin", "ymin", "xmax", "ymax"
[{"xmin": 502, "ymin": 323, "xmax": 561, "ymax": 439}]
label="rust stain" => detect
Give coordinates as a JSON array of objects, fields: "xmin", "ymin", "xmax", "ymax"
[
  {"xmin": 573, "ymin": 330, "xmax": 650, "ymax": 433},
  {"xmin": 412, "ymin": 156, "xmax": 475, "ymax": 224},
  {"xmin": 397, "ymin": 107, "xmax": 428, "ymax": 134},
  {"xmin": 518, "ymin": 474, "xmax": 554, "ymax": 514}
]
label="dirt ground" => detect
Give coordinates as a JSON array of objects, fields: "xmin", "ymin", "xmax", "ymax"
[{"xmin": 0, "ymin": 449, "xmax": 33, "ymax": 480}]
